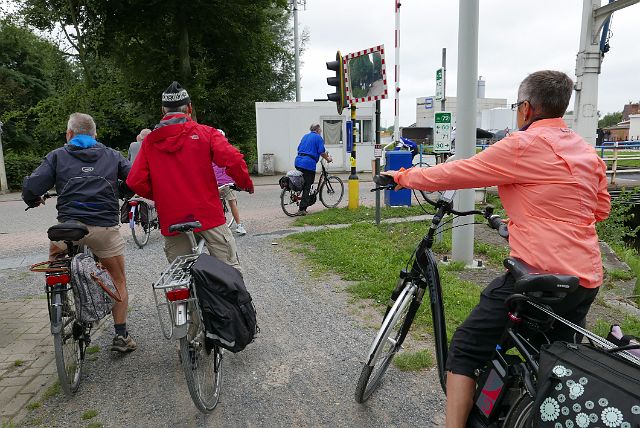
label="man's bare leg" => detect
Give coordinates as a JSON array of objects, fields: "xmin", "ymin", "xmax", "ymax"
[
  {"xmin": 99, "ymin": 255, "xmax": 128, "ymax": 325},
  {"xmin": 229, "ymin": 199, "xmax": 241, "ymax": 225},
  {"xmin": 445, "ymin": 372, "xmax": 476, "ymax": 428}
]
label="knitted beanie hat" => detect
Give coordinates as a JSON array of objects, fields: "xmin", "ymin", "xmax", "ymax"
[{"xmin": 161, "ymin": 81, "xmax": 191, "ymax": 108}]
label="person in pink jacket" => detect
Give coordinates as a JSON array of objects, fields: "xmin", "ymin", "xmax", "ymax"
[{"xmin": 383, "ymin": 70, "xmax": 610, "ymax": 427}]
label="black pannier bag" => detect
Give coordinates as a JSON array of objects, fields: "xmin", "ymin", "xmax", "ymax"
[
  {"xmin": 278, "ymin": 175, "xmax": 290, "ymax": 190},
  {"xmin": 120, "ymin": 199, "xmax": 151, "ymax": 225},
  {"xmin": 190, "ymin": 254, "xmax": 258, "ymax": 353},
  {"xmin": 532, "ymin": 341, "xmax": 640, "ymax": 427}
]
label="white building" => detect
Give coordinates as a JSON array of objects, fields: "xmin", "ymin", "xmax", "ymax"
[
  {"xmin": 416, "ymin": 96, "xmax": 509, "ymax": 130},
  {"xmin": 629, "ymin": 114, "xmax": 640, "ymax": 140},
  {"xmin": 256, "ymin": 101, "xmax": 376, "ymax": 174}
]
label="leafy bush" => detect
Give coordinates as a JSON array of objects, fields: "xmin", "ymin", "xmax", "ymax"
[
  {"xmin": 596, "ymin": 188, "xmax": 640, "ymax": 247},
  {"xmin": 4, "ymin": 150, "xmax": 44, "ymax": 190}
]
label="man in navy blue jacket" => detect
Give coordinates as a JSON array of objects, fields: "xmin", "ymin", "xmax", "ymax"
[
  {"xmin": 22, "ymin": 112, "xmax": 136, "ymax": 353},
  {"xmin": 294, "ymin": 123, "xmax": 332, "ymax": 215}
]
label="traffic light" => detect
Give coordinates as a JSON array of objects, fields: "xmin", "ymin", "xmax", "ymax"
[{"xmin": 326, "ymin": 51, "xmax": 347, "ymax": 115}]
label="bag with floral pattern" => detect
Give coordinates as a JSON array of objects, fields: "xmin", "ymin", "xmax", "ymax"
[{"xmin": 532, "ymin": 342, "xmax": 640, "ymax": 428}]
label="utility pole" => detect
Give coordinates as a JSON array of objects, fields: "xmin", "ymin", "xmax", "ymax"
[
  {"xmin": 451, "ymin": 0, "xmax": 479, "ymax": 266},
  {"xmin": 393, "ymin": 0, "xmax": 401, "ymax": 143},
  {"xmin": 573, "ymin": 0, "xmax": 639, "ymax": 145},
  {"xmin": 290, "ymin": 0, "xmax": 306, "ymax": 102},
  {"xmin": 0, "ymin": 121, "xmax": 8, "ymax": 193}
]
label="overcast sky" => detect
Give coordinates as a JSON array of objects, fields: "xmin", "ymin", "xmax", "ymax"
[{"xmin": 296, "ymin": 0, "xmax": 640, "ymax": 128}]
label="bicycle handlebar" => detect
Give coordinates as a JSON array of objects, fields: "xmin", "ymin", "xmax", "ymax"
[
  {"xmin": 371, "ymin": 174, "xmax": 509, "ymax": 239},
  {"xmin": 218, "ymin": 183, "xmax": 243, "ymax": 192},
  {"xmin": 25, "ymin": 192, "xmax": 57, "ymax": 211}
]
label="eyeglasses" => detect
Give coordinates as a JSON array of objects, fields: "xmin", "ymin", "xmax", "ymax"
[{"xmin": 511, "ymin": 100, "xmax": 527, "ymax": 111}]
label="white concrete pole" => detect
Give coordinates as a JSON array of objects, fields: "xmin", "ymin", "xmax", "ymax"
[
  {"xmin": 573, "ymin": 0, "xmax": 601, "ymax": 146},
  {"xmin": 451, "ymin": 0, "xmax": 479, "ymax": 265},
  {"xmin": 393, "ymin": 0, "xmax": 401, "ymax": 142},
  {"xmin": 293, "ymin": 0, "xmax": 301, "ymax": 102},
  {"xmin": 572, "ymin": 0, "xmax": 640, "ymax": 145}
]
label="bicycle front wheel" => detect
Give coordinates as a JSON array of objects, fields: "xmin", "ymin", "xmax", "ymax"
[
  {"xmin": 180, "ymin": 308, "xmax": 222, "ymax": 413},
  {"xmin": 319, "ymin": 176, "xmax": 344, "ymax": 208},
  {"xmin": 51, "ymin": 289, "xmax": 83, "ymax": 396},
  {"xmin": 280, "ymin": 188, "xmax": 301, "ymax": 217},
  {"xmin": 355, "ymin": 283, "xmax": 419, "ymax": 403},
  {"xmin": 131, "ymin": 204, "xmax": 150, "ymax": 248}
]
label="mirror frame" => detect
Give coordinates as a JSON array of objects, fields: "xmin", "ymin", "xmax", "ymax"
[{"xmin": 344, "ymin": 45, "xmax": 388, "ymax": 104}]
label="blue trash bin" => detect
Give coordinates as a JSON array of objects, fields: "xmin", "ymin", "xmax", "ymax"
[{"xmin": 384, "ymin": 151, "xmax": 412, "ymax": 206}]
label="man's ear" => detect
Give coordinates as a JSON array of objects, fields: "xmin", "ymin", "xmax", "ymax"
[{"xmin": 187, "ymin": 103, "xmax": 193, "ymax": 116}]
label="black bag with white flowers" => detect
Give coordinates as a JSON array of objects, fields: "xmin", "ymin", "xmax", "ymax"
[{"xmin": 532, "ymin": 342, "xmax": 640, "ymax": 428}]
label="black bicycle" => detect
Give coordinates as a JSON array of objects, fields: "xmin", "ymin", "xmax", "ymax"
[
  {"xmin": 280, "ymin": 160, "xmax": 344, "ymax": 216},
  {"xmin": 125, "ymin": 197, "xmax": 159, "ymax": 249},
  {"xmin": 354, "ymin": 175, "xmax": 637, "ymax": 427}
]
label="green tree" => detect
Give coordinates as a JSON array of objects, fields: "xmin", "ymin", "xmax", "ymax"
[
  {"xmin": 89, "ymin": 0, "xmax": 296, "ymax": 152},
  {"xmin": 599, "ymin": 111, "xmax": 623, "ymax": 128},
  {"xmin": 0, "ymin": 18, "xmax": 77, "ymax": 152}
]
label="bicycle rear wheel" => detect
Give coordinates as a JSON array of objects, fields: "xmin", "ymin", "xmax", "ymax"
[
  {"xmin": 355, "ymin": 283, "xmax": 419, "ymax": 403},
  {"xmin": 319, "ymin": 176, "xmax": 344, "ymax": 208},
  {"xmin": 51, "ymin": 289, "xmax": 83, "ymax": 396},
  {"xmin": 131, "ymin": 203, "xmax": 150, "ymax": 248},
  {"xmin": 502, "ymin": 393, "xmax": 534, "ymax": 428},
  {"xmin": 280, "ymin": 188, "xmax": 301, "ymax": 217},
  {"xmin": 180, "ymin": 306, "xmax": 222, "ymax": 413}
]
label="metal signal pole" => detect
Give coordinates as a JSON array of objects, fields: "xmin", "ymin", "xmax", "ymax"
[
  {"xmin": 451, "ymin": 0, "xmax": 479, "ymax": 266},
  {"xmin": 291, "ymin": 0, "xmax": 306, "ymax": 102}
]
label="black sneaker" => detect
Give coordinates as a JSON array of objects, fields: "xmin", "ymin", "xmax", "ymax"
[
  {"xmin": 111, "ymin": 334, "xmax": 137, "ymax": 353},
  {"xmin": 295, "ymin": 210, "xmax": 307, "ymax": 216}
]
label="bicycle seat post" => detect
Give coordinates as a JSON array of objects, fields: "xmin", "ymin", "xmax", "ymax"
[{"xmin": 185, "ymin": 231, "xmax": 198, "ymax": 255}]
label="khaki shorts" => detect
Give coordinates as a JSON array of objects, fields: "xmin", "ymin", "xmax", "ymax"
[
  {"xmin": 218, "ymin": 186, "xmax": 237, "ymax": 202},
  {"xmin": 163, "ymin": 224, "xmax": 242, "ymax": 273},
  {"xmin": 52, "ymin": 223, "xmax": 125, "ymax": 259}
]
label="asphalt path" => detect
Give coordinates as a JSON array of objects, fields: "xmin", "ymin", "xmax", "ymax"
[{"xmin": 1, "ymin": 181, "xmax": 446, "ymax": 427}]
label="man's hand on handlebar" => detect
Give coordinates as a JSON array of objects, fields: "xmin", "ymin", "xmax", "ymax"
[
  {"xmin": 24, "ymin": 192, "xmax": 55, "ymax": 211},
  {"xmin": 379, "ymin": 170, "xmax": 404, "ymax": 191}
]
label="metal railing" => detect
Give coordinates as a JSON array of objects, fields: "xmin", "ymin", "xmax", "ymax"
[{"xmin": 597, "ymin": 142, "xmax": 640, "ymax": 184}]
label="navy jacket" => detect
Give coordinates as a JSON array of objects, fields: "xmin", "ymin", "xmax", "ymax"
[{"xmin": 22, "ymin": 143, "xmax": 131, "ymax": 227}]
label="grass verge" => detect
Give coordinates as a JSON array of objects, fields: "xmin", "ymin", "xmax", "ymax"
[
  {"xmin": 81, "ymin": 410, "xmax": 98, "ymax": 420},
  {"xmin": 286, "ymin": 222, "xmax": 486, "ymax": 339},
  {"xmin": 394, "ymin": 349, "xmax": 434, "ymax": 371},
  {"xmin": 593, "ymin": 315, "xmax": 640, "ymax": 338},
  {"xmin": 292, "ymin": 204, "xmax": 434, "ymax": 226}
]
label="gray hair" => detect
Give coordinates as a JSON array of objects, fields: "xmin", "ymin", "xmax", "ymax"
[
  {"xmin": 517, "ymin": 70, "xmax": 574, "ymax": 119},
  {"xmin": 310, "ymin": 123, "xmax": 321, "ymax": 133},
  {"xmin": 162, "ymin": 104, "xmax": 190, "ymax": 114},
  {"xmin": 137, "ymin": 128, "xmax": 152, "ymax": 142},
  {"xmin": 67, "ymin": 112, "xmax": 96, "ymax": 136}
]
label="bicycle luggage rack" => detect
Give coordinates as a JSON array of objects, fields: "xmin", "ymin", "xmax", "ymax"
[{"xmin": 152, "ymin": 254, "xmax": 199, "ymax": 340}]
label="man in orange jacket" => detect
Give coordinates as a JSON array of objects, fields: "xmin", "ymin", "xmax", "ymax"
[{"xmin": 126, "ymin": 82, "xmax": 253, "ymax": 271}]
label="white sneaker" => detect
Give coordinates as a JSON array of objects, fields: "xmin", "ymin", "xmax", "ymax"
[{"xmin": 235, "ymin": 224, "xmax": 247, "ymax": 235}]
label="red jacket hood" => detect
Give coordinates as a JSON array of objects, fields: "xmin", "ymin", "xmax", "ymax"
[{"xmin": 147, "ymin": 114, "xmax": 198, "ymax": 153}]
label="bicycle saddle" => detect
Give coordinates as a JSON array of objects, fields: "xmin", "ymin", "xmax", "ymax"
[
  {"xmin": 47, "ymin": 222, "xmax": 89, "ymax": 242},
  {"xmin": 168, "ymin": 221, "xmax": 202, "ymax": 233},
  {"xmin": 504, "ymin": 257, "xmax": 579, "ymax": 305}
]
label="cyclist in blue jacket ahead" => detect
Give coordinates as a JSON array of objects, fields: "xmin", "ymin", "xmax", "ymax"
[{"xmin": 294, "ymin": 123, "xmax": 332, "ymax": 216}]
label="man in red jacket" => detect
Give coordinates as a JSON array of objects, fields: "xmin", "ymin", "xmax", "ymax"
[{"xmin": 126, "ymin": 82, "xmax": 254, "ymax": 271}]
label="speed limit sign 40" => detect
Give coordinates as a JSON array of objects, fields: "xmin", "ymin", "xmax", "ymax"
[{"xmin": 434, "ymin": 111, "xmax": 452, "ymax": 153}]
